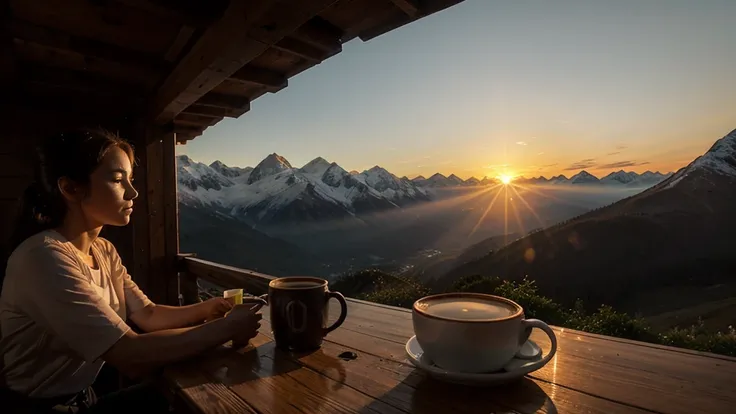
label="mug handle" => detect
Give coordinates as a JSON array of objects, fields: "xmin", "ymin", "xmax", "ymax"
[
  {"xmin": 519, "ymin": 319, "xmax": 557, "ymax": 367},
  {"xmin": 323, "ymin": 291, "xmax": 348, "ymax": 335}
]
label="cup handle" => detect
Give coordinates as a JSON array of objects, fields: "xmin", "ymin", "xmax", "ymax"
[
  {"xmin": 519, "ymin": 319, "xmax": 557, "ymax": 367},
  {"xmin": 324, "ymin": 291, "xmax": 348, "ymax": 335}
]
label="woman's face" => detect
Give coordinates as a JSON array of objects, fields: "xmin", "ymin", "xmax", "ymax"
[{"xmin": 81, "ymin": 146, "xmax": 138, "ymax": 227}]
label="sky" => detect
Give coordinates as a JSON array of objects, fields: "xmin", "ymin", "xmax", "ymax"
[{"xmin": 177, "ymin": 0, "xmax": 736, "ymax": 181}]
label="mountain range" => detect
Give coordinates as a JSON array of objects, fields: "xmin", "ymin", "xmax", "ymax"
[
  {"xmin": 178, "ymin": 152, "xmax": 672, "ymax": 226},
  {"xmin": 513, "ymin": 170, "xmax": 672, "ymax": 187},
  {"xmin": 440, "ymin": 128, "xmax": 736, "ymax": 321},
  {"xmin": 177, "ymin": 153, "xmax": 434, "ymax": 226}
]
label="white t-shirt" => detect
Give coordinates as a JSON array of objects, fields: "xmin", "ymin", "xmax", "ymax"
[{"xmin": 0, "ymin": 230, "xmax": 152, "ymax": 397}]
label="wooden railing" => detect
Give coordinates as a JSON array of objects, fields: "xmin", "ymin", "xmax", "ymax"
[{"xmin": 177, "ymin": 254, "xmax": 277, "ymax": 303}]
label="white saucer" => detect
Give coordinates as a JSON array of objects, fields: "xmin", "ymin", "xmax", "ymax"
[{"xmin": 405, "ymin": 336, "xmax": 551, "ymax": 386}]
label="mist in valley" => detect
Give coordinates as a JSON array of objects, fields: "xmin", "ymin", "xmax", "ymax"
[{"xmin": 263, "ymin": 184, "xmax": 647, "ymax": 278}]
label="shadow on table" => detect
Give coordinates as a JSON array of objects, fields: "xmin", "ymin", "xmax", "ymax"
[
  {"xmin": 199, "ymin": 339, "xmax": 346, "ymax": 391},
  {"xmin": 361, "ymin": 374, "xmax": 557, "ymax": 414}
]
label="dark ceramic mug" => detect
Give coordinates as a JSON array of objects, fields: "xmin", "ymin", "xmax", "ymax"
[{"xmin": 260, "ymin": 277, "xmax": 348, "ymax": 351}]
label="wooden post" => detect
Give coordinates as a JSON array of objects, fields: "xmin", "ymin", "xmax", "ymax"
[
  {"xmin": 127, "ymin": 123, "xmax": 180, "ymax": 305},
  {"xmin": 163, "ymin": 131, "xmax": 180, "ymax": 303},
  {"xmin": 177, "ymin": 253, "xmax": 199, "ymax": 305}
]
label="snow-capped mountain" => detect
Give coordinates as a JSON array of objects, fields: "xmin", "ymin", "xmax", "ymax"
[
  {"xmin": 569, "ymin": 170, "xmax": 600, "ymax": 185},
  {"xmin": 443, "ymin": 128, "xmax": 736, "ymax": 317},
  {"xmin": 247, "ymin": 153, "xmax": 293, "ymax": 184},
  {"xmin": 548, "ymin": 175, "xmax": 569, "ymax": 184},
  {"xmin": 300, "ymin": 157, "xmax": 332, "ymax": 177},
  {"xmin": 357, "ymin": 166, "xmax": 430, "ymax": 205},
  {"xmin": 628, "ymin": 171, "xmax": 671, "ymax": 187},
  {"xmin": 601, "ymin": 170, "xmax": 639, "ymax": 185},
  {"xmin": 177, "ymin": 154, "xmax": 429, "ymax": 225},
  {"xmin": 210, "ymin": 160, "xmax": 253, "ymax": 180},
  {"xmin": 177, "ymin": 155, "xmax": 236, "ymax": 207},
  {"xmin": 517, "ymin": 176, "xmax": 549, "ymax": 185},
  {"xmin": 664, "ymin": 128, "xmax": 736, "ymax": 189}
]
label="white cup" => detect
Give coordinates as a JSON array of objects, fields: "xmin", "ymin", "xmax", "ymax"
[{"xmin": 412, "ymin": 293, "xmax": 557, "ymax": 373}]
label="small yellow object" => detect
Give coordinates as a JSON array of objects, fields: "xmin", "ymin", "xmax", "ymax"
[{"xmin": 224, "ymin": 288, "xmax": 243, "ymax": 305}]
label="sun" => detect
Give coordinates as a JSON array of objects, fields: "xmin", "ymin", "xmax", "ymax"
[{"xmin": 499, "ymin": 174, "xmax": 513, "ymax": 185}]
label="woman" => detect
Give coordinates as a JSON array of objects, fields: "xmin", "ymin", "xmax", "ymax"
[{"xmin": 0, "ymin": 129, "xmax": 263, "ymax": 412}]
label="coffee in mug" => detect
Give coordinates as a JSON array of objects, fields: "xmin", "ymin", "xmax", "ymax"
[
  {"xmin": 412, "ymin": 293, "xmax": 557, "ymax": 373},
  {"xmin": 262, "ymin": 277, "xmax": 348, "ymax": 351}
]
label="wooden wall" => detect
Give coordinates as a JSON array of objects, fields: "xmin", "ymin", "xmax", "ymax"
[{"xmin": 0, "ymin": 105, "xmax": 179, "ymax": 305}]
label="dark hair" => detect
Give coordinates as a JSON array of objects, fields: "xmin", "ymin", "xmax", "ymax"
[{"xmin": 8, "ymin": 129, "xmax": 135, "ymax": 252}]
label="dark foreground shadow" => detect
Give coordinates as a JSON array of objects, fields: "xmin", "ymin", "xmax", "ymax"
[{"xmin": 361, "ymin": 373, "xmax": 557, "ymax": 414}]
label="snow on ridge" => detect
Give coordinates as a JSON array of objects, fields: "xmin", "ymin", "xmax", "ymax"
[
  {"xmin": 247, "ymin": 153, "xmax": 294, "ymax": 184},
  {"xmin": 665, "ymin": 129, "xmax": 736, "ymax": 189},
  {"xmin": 301, "ymin": 157, "xmax": 333, "ymax": 177}
]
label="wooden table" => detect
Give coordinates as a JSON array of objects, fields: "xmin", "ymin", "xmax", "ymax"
[{"xmin": 163, "ymin": 298, "xmax": 736, "ymax": 414}]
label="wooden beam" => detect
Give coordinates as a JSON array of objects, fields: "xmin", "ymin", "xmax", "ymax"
[
  {"xmin": 195, "ymin": 92, "xmax": 250, "ymax": 110},
  {"xmin": 151, "ymin": 0, "xmax": 342, "ymax": 124},
  {"xmin": 174, "ymin": 113, "xmax": 223, "ymax": 127},
  {"xmin": 389, "ymin": 0, "xmax": 420, "ymax": 17},
  {"xmin": 163, "ymin": 25, "xmax": 196, "ymax": 63},
  {"xmin": 10, "ymin": 0, "xmax": 185, "ymax": 55},
  {"xmin": 114, "ymin": 0, "xmax": 230, "ymax": 29},
  {"xmin": 150, "ymin": 0, "xmax": 276, "ymax": 124},
  {"xmin": 21, "ymin": 64, "xmax": 146, "ymax": 101},
  {"xmin": 8, "ymin": 20, "xmax": 167, "ymax": 75},
  {"xmin": 272, "ymin": 36, "xmax": 333, "ymax": 63},
  {"xmin": 229, "ymin": 65, "xmax": 287, "ymax": 90},
  {"xmin": 180, "ymin": 104, "xmax": 240, "ymax": 118},
  {"xmin": 293, "ymin": 17, "xmax": 343, "ymax": 51},
  {"xmin": 173, "ymin": 125, "xmax": 204, "ymax": 137}
]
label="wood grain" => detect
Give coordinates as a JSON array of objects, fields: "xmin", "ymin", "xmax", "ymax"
[
  {"xmin": 165, "ymin": 363, "xmax": 257, "ymax": 414},
  {"xmin": 181, "ymin": 259, "xmax": 736, "ymax": 413},
  {"xmin": 163, "ymin": 131, "xmax": 179, "ymax": 304},
  {"xmin": 256, "ymin": 320, "xmax": 644, "ymax": 414},
  {"xmin": 312, "ymin": 300, "xmax": 736, "ymax": 414}
]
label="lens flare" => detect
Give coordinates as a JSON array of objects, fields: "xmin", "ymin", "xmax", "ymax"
[{"xmin": 500, "ymin": 175, "xmax": 513, "ymax": 185}]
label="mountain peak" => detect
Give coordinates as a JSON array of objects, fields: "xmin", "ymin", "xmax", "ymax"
[
  {"xmin": 570, "ymin": 170, "xmax": 600, "ymax": 184},
  {"xmin": 301, "ymin": 157, "xmax": 333, "ymax": 177},
  {"xmin": 177, "ymin": 154, "xmax": 193, "ymax": 166},
  {"xmin": 665, "ymin": 128, "xmax": 736, "ymax": 188},
  {"xmin": 247, "ymin": 153, "xmax": 293, "ymax": 184}
]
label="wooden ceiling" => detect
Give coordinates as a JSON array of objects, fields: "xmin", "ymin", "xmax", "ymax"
[{"xmin": 0, "ymin": 0, "xmax": 464, "ymax": 144}]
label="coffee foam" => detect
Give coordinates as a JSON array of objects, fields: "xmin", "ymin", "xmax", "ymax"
[
  {"xmin": 273, "ymin": 280, "xmax": 324, "ymax": 289},
  {"xmin": 422, "ymin": 297, "xmax": 517, "ymax": 320}
]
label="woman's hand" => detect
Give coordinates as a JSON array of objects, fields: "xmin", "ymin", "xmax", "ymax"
[
  {"xmin": 201, "ymin": 297, "xmax": 233, "ymax": 322},
  {"xmin": 224, "ymin": 299, "xmax": 266, "ymax": 346}
]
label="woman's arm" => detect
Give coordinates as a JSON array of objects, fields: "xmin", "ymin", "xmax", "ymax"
[
  {"xmin": 103, "ymin": 303, "xmax": 262, "ymax": 379},
  {"xmin": 130, "ymin": 298, "xmax": 232, "ymax": 332}
]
